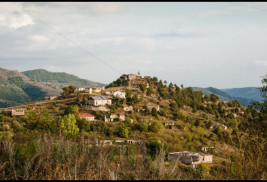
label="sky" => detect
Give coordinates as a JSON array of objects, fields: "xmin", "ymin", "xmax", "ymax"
[{"xmin": 0, "ymin": 2, "xmax": 266, "ymax": 88}]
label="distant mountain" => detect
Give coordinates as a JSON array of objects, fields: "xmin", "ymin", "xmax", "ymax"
[
  {"xmin": 192, "ymin": 87, "xmax": 255, "ymax": 106},
  {"xmin": 221, "ymin": 87, "xmax": 262, "ymax": 102},
  {"xmin": 0, "ymin": 68, "xmax": 104, "ymax": 108},
  {"xmin": 22, "ymin": 69, "xmax": 104, "ymax": 88}
]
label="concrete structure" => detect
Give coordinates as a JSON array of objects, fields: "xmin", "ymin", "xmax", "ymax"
[
  {"xmin": 197, "ymin": 146, "xmax": 214, "ymax": 152},
  {"xmin": 125, "ymin": 140, "xmax": 143, "ymax": 144},
  {"xmin": 164, "ymin": 122, "xmax": 175, "ymax": 127},
  {"xmin": 212, "ymin": 123, "xmax": 228, "ymax": 130},
  {"xmin": 147, "ymin": 104, "xmax": 160, "ymax": 111},
  {"xmin": 113, "ymin": 91, "xmax": 126, "ymax": 99},
  {"xmin": 44, "ymin": 96, "xmax": 58, "ymax": 100},
  {"xmin": 114, "ymin": 140, "xmax": 125, "ymax": 144},
  {"xmin": 82, "ymin": 105, "xmax": 110, "ymax": 112},
  {"xmin": 128, "ymin": 74, "xmax": 138, "ymax": 80},
  {"xmin": 104, "ymin": 91, "xmax": 112, "ymax": 95},
  {"xmin": 123, "ymin": 104, "xmax": 133, "ymax": 112},
  {"xmin": 92, "ymin": 86, "xmax": 105, "ymax": 93},
  {"xmin": 110, "ymin": 113, "xmax": 125, "ymax": 121},
  {"xmin": 168, "ymin": 151, "xmax": 213, "ymax": 166},
  {"xmin": 78, "ymin": 113, "xmax": 95, "ymax": 121},
  {"xmin": 75, "ymin": 88, "xmax": 86, "ymax": 92},
  {"xmin": 88, "ymin": 96, "xmax": 112, "ymax": 106},
  {"xmin": 104, "ymin": 113, "xmax": 126, "ymax": 122},
  {"xmin": 97, "ymin": 140, "xmax": 113, "ymax": 146},
  {"xmin": 11, "ymin": 108, "xmax": 25, "ymax": 116},
  {"xmin": 85, "ymin": 88, "xmax": 92, "ymax": 94}
]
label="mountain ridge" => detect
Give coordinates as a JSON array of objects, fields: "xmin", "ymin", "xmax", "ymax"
[
  {"xmin": 0, "ymin": 67, "xmax": 104, "ymax": 108},
  {"xmin": 192, "ymin": 87, "xmax": 255, "ymax": 106}
]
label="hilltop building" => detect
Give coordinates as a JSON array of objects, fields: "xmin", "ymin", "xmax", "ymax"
[
  {"xmin": 113, "ymin": 90, "xmax": 126, "ymax": 99},
  {"xmin": 88, "ymin": 96, "xmax": 112, "ymax": 106},
  {"xmin": 78, "ymin": 113, "xmax": 95, "ymax": 121},
  {"xmin": 11, "ymin": 108, "xmax": 26, "ymax": 116}
]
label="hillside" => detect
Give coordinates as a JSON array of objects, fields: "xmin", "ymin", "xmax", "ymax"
[
  {"xmin": 22, "ymin": 69, "xmax": 104, "ymax": 88},
  {"xmin": 192, "ymin": 87, "xmax": 254, "ymax": 106},
  {"xmin": 0, "ymin": 73, "xmax": 266, "ymax": 180},
  {"xmin": 221, "ymin": 87, "xmax": 262, "ymax": 102},
  {"xmin": 0, "ymin": 68, "xmax": 104, "ymax": 108},
  {"xmin": 0, "ymin": 68, "xmax": 50, "ymax": 108}
]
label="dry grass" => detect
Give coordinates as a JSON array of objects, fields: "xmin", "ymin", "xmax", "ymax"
[{"xmin": 0, "ymin": 134, "xmax": 183, "ymax": 180}]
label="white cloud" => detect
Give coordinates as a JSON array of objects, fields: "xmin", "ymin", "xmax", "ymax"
[
  {"xmin": 29, "ymin": 35, "xmax": 49, "ymax": 43},
  {"xmin": 21, "ymin": 2, "xmax": 126, "ymax": 16},
  {"xmin": 174, "ymin": 28, "xmax": 201, "ymax": 35},
  {"xmin": 200, "ymin": 5, "xmax": 257, "ymax": 17},
  {"xmin": 0, "ymin": 3, "xmax": 34, "ymax": 29},
  {"xmin": 255, "ymin": 60, "xmax": 267, "ymax": 66},
  {"xmin": 8, "ymin": 13, "xmax": 33, "ymax": 29},
  {"xmin": 44, "ymin": 65, "xmax": 64, "ymax": 72}
]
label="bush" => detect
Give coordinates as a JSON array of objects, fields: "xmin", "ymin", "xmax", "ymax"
[
  {"xmin": 76, "ymin": 118, "xmax": 91, "ymax": 132},
  {"xmin": 137, "ymin": 122, "xmax": 148, "ymax": 132},
  {"xmin": 118, "ymin": 124, "xmax": 129, "ymax": 138},
  {"xmin": 60, "ymin": 114, "xmax": 79, "ymax": 136},
  {"xmin": 64, "ymin": 105, "xmax": 79, "ymax": 116},
  {"xmin": 148, "ymin": 121, "xmax": 164, "ymax": 133}
]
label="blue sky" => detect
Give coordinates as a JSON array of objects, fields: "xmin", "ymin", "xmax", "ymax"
[{"xmin": 0, "ymin": 2, "xmax": 266, "ymax": 88}]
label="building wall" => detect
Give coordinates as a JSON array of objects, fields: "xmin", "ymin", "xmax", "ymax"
[
  {"xmin": 11, "ymin": 109, "xmax": 25, "ymax": 116},
  {"xmin": 203, "ymin": 155, "xmax": 213, "ymax": 163}
]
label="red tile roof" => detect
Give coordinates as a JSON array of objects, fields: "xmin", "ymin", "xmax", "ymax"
[
  {"xmin": 78, "ymin": 113, "xmax": 94, "ymax": 117},
  {"xmin": 111, "ymin": 113, "xmax": 125, "ymax": 116}
]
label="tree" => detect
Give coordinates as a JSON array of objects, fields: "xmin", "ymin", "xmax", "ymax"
[
  {"xmin": 82, "ymin": 97, "xmax": 88, "ymax": 105},
  {"xmin": 137, "ymin": 122, "xmax": 148, "ymax": 132},
  {"xmin": 60, "ymin": 114, "xmax": 79, "ymax": 136},
  {"xmin": 164, "ymin": 80, "xmax": 167, "ymax": 85},
  {"xmin": 118, "ymin": 124, "xmax": 129, "ymax": 138},
  {"xmin": 64, "ymin": 105, "xmax": 79, "ymax": 116},
  {"xmin": 151, "ymin": 107, "xmax": 158, "ymax": 119},
  {"xmin": 152, "ymin": 77, "xmax": 158, "ymax": 82},
  {"xmin": 139, "ymin": 84, "xmax": 147, "ymax": 93},
  {"xmin": 148, "ymin": 121, "xmax": 164, "ymax": 133},
  {"xmin": 146, "ymin": 141, "xmax": 162, "ymax": 159},
  {"xmin": 260, "ymin": 73, "xmax": 267, "ymax": 112},
  {"xmin": 146, "ymin": 87, "xmax": 153, "ymax": 96},
  {"xmin": 210, "ymin": 94, "xmax": 219, "ymax": 102},
  {"xmin": 76, "ymin": 118, "xmax": 91, "ymax": 132},
  {"xmin": 61, "ymin": 85, "xmax": 76, "ymax": 97},
  {"xmin": 0, "ymin": 115, "xmax": 3, "ymax": 122}
]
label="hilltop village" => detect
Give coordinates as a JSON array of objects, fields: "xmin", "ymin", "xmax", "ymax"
[{"xmin": 0, "ymin": 73, "xmax": 265, "ymax": 180}]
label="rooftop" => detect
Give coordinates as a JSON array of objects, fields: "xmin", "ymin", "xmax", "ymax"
[
  {"xmin": 78, "ymin": 113, "xmax": 94, "ymax": 117},
  {"xmin": 90, "ymin": 96, "xmax": 109, "ymax": 100}
]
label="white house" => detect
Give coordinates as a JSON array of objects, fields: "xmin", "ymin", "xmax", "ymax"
[
  {"xmin": 168, "ymin": 151, "xmax": 213, "ymax": 166},
  {"xmin": 110, "ymin": 113, "xmax": 125, "ymax": 121},
  {"xmin": 11, "ymin": 108, "xmax": 25, "ymax": 116},
  {"xmin": 123, "ymin": 104, "xmax": 133, "ymax": 112},
  {"xmin": 92, "ymin": 86, "xmax": 105, "ymax": 93},
  {"xmin": 75, "ymin": 88, "xmax": 86, "ymax": 92},
  {"xmin": 113, "ymin": 91, "xmax": 126, "ymax": 99},
  {"xmin": 85, "ymin": 88, "xmax": 92, "ymax": 94},
  {"xmin": 44, "ymin": 96, "xmax": 58, "ymax": 100},
  {"xmin": 128, "ymin": 74, "xmax": 137, "ymax": 80},
  {"xmin": 78, "ymin": 113, "xmax": 95, "ymax": 121},
  {"xmin": 88, "ymin": 96, "xmax": 112, "ymax": 106},
  {"xmin": 147, "ymin": 104, "xmax": 160, "ymax": 111}
]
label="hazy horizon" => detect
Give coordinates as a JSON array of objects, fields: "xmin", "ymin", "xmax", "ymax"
[{"xmin": 0, "ymin": 2, "xmax": 266, "ymax": 88}]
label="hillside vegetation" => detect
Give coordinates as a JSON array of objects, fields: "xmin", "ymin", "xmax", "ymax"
[
  {"xmin": 193, "ymin": 87, "xmax": 255, "ymax": 106},
  {"xmin": 23, "ymin": 69, "xmax": 104, "ymax": 88},
  {"xmin": 222, "ymin": 87, "xmax": 262, "ymax": 102},
  {"xmin": 0, "ymin": 68, "xmax": 104, "ymax": 108},
  {"xmin": 0, "ymin": 73, "xmax": 266, "ymax": 180}
]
